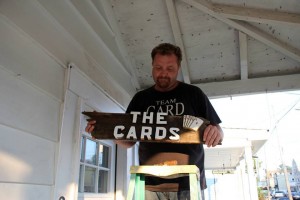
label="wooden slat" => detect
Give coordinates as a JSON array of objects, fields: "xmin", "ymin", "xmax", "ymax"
[
  {"xmin": 82, "ymin": 111, "xmax": 210, "ymax": 144},
  {"xmin": 195, "ymin": 74, "xmax": 300, "ymax": 98},
  {"xmin": 0, "ymin": 68, "xmax": 61, "ymax": 141},
  {"xmin": 239, "ymin": 31, "xmax": 248, "ymax": 80},
  {"xmin": 98, "ymin": 0, "xmax": 141, "ymax": 90},
  {"xmin": 165, "ymin": 0, "xmax": 191, "ymax": 84},
  {"xmin": 214, "ymin": 4, "xmax": 300, "ymax": 25},
  {"xmin": 130, "ymin": 165, "xmax": 199, "ymax": 177}
]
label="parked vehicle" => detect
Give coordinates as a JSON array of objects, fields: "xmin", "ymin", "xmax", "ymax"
[
  {"xmin": 272, "ymin": 191, "xmax": 286, "ymax": 199},
  {"xmin": 292, "ymin": 192, "xmax": 300, "ymax": 200}
]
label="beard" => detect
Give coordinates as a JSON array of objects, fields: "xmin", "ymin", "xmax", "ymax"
[{"xmin": 156, "ymin": 77, "xmax": 171, "ymax": 88}]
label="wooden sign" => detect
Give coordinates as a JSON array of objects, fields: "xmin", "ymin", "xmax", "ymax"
[{"xmin": 82, "ymin": 111, "xmax": 210, "ymax": 144}]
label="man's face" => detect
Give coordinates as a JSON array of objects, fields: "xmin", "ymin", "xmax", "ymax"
[{"xmin": 152, "ymin": 53, "xmax": 180, "ymax": 92}]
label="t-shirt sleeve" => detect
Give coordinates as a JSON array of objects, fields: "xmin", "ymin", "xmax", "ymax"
[
  {"xmin": 196, "ymin": 88, "xmax": 222, "ymax": 124},
  {"xmin": 126, "ymin": 92, "xmax": 141, "ymax": 113}
]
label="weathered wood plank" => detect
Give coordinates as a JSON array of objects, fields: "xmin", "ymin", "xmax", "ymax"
[{"xmin": 82, "ymin": 112, "xmax": 210, "ymax": 144}]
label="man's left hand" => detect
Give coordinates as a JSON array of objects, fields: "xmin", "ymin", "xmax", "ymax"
[{"xmin": 203, "ymin": 124, "xmax": 223, "ymax": 147}]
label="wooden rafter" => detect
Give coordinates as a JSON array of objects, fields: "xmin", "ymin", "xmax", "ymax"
[
  {"xmin": 195, "ymin": 74, "xmax": 300, "ymax": 98},
  {"xmin": 165, "ymin": 0, "xmax": 191, "ymax": 84},
  {"xmin": 97, "ymin": 0, "xmax": 141, "ymax": 89},
  {"xmin": 213, "ymin": 4, "xmax": 300, "ymax": 25},
  {"xmin": 239, "ymin": 31, "xmax": 248, "ymax": 80}
]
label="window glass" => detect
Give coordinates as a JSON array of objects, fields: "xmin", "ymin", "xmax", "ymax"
[
  {"xmin": 80, "ymin": 136, "xmax": 84, "ymax": 162},
  {"xmin": 79, "ymin": 135, "xmax": 111, "ymax": 194},
  {"xmin": 85, "ymin": 139, "xmax": 96, "ymax": 165},
  {"xmin": 99, "ymin": 144, "xmax": 109, "ymax": 168},
  {"xmin": 98, "ymin": 170, "xmax": 108, "ymax": 193},
  {"xmin": 84, "ymin": 166, "xmax": 96, "ymax": 193}
]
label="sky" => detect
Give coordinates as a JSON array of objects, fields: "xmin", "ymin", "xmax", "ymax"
[{"xmin": 210, "ymin": 90, "xmax": 300, "ymax": 171}]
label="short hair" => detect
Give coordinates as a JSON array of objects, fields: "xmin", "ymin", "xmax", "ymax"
[{"xmin": 151, "ymin": 43, "xmax": 182, "ymax": 65}]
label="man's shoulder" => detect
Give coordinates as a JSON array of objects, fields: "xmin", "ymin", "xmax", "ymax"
[
  {"xmin": 132, "ymin": 86, "xmax": 155, "ymax": 98},
  {"xmin": 137, "ymin": 85, "xmax": 155, "ymax": 94},
  {"xmin": 178, "ymin": 82, "xmax": 202, "ymax": 92}
]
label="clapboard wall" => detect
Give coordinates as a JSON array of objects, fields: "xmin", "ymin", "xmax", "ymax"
[{"xmin": 0, "ymin": 1, "xmax": 136, "ymax": 199}]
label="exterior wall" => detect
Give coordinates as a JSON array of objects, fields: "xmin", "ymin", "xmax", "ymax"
[
  {"xmin": 58, "ymin": 68, "xmax": 122, "ymax": 200},
  {"xmin": 0, "ymin": 1, "xmax": 136, "ymax": 200},
  {"xmin": 0, "ymin": 60, "xmax": 60, "ymax": 200},
  {"xmin": 0, "ymin": 0, "xmax": 134, "ymax": 109}
]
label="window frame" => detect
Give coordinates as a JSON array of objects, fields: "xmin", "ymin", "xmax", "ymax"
[
  {"xmin": 78, "ymin": 134, "xmax": 112, "ymax": 194},
  {"xmin": 77, "ymin": 102, "xmax": 116, "ymax": 199}
]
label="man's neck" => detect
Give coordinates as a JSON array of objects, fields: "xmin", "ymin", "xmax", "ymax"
[{"xmin": 154, "ymin": 81, "xmax": 179, "ymax": 92}]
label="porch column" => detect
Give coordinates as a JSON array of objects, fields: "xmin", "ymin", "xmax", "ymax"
[
  {"xmin": 244, "ymin": 141, "xmax": 258, "ymax": 200},
  {"xmin": 237, "ymin": 162, "xmax": 248, "ymax": 200},
  {"xmin": 115, "ymin": 144, "xmax": 138, "ymax": 200}
]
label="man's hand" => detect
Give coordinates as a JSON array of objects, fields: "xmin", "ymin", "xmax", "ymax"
[
  {"xmin": 203, "ymin": 124, "xmax": 223, "ymax": 147},
  {"xmin": 85, "ymin": 120, "xmax": 96, "ymax": 133},
  {"xmin": 85, "ymin": 120, "xmax": 136, "ymax": 148}
]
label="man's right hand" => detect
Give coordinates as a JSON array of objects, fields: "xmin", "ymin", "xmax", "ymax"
[
  {"xmin": 85, "ymin": 120, "xmax": 136, "ymax": 148},
  {"xmin": 85, "ymin": 120, "xmax": 96, "ymax": 133}
]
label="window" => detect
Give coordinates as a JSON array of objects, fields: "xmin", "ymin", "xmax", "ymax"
[{"xmin": 78, "ymin": 135, "xmax": 110, "ymax": 193}]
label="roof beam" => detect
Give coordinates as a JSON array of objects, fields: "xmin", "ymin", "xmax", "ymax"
[
  {"xmin": 235, "ymin": 20, "xmax": 300, "ymax": 62},
  {"xmin": 213, "ymin": 4, "xmax": 300, "ymax": 26},
  {"xmin": 165, "ymin": 0, "xmax": 191, "ymax": 84},
  {"xmin": 181, "ymin": 0, "xmax": 300, "ymax": 62},
  {"xmin": 96, "ymin": 0, "xmax": 141, "ymax": 90},
  {"xmin": 239, "ymin": 31, "xmax": 248, "ymax": 80},
  {"xmin": 194, "ymin": 74, "xmax": 300, "ymax": 98}
]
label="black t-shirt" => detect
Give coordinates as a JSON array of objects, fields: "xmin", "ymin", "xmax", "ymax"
[{"xmin": 126, "ymin": 82, "xmax": 221, "ymax": 191}]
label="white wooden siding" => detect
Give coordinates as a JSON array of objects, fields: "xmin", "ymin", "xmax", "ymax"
[
  {"xmin": 0, "ymin": 14, "xmax": 65, "ymax": 101},
  {"xmin": 0, "ymin": 0, "xmax": 135, "ymax": 108},
  {"xmin": 53, "ymin": 90, "xmax": 80, "ymax": 200},
  {"xmin": 0, "ymin": 1, "xmax": 137, "ymax": 199},
  {"xmin": 0, "ymin": 66, "xmax": 59, "ymax": 200},
  {"xmin": 69, "ymin": 67, "xmax": 125, "ymax": 113},
  {"xmin": 0, "ymin": 183, "xmax": 52, "ymax": 200},
  {"xmin": 68, "ymin": 67, "xmax": 119, "ymax": 200},
  {"xmin": 0, "ymin": 68, "xmax": 61, "ymax": 141},
  {"xmin": 0, "ymin": 124, "xmax": 55, "ymax": 184}
]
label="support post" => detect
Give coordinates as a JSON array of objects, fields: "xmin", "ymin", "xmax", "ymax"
[{"xmin": 244, "ymin": 141, "xmax": 259, "ymax": 200}]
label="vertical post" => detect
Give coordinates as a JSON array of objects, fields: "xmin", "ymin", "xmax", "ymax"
[
  {"xmin": 189, "ymin": 173, "xmax": 201, "ymax": 200},
  {"xmin": 238, "ymin": 31, "xmax": 248, "ymax": 80},
  {"xmin": 276, "ymin": 132, "xmax": 293, "ymax": 200},
  {"xmin": 116, "ymin": 147, "xmax": 130, "ymax": 199},
  {"xmin": 240, "ymin": 159, "xmax": 250, "ymax": 200},
  {"xmin": 244, "ymin": 141, "xmax": 258, "ymax": 200},
  {"xmin": 236, "ymin": 164, "xmax": 246, "ymax": 200}
]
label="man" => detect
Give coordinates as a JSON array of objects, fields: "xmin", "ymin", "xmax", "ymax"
[{"xmin": 86, "ymin": 43, "xmax": 223, "ymax": 200}]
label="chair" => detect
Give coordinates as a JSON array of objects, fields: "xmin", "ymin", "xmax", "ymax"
[{"xmin": 126, "ymin": 165, "xmax": 202, "ymax": 200}]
